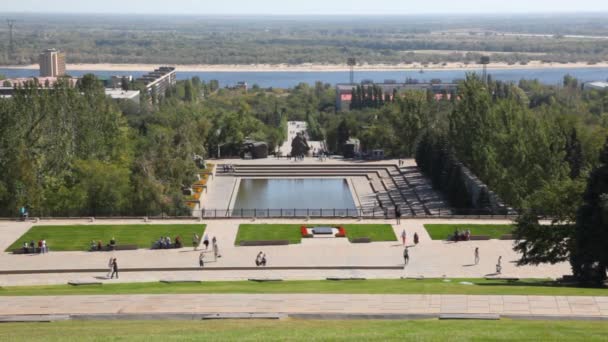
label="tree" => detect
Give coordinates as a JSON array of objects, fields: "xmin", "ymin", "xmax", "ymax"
[
  {"xmin": 184, "ymin": 80, "xmax": 194, "ymax": 102},
  {"xmin": 565, "ymin": 127, "xmax": 583, "ymax": 179},
  {"xmin": 513, "ymin": 212, "xmax": 573, "ymax": 266},
  {"xmin": 337, "ymin": 119, "xmax": 350, "ymax": 154},
  {"xmin": 121, "ymin": 77, "xmax": 130, "ymax": 91},
  {"xmin": 571, "ymin": 138, "xmax": 608, "ymax": 283}
]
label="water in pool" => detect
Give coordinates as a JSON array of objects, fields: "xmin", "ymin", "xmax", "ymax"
[{"xmin": 232, "ymin": 178, "xmax": 356, "ymax": 216}]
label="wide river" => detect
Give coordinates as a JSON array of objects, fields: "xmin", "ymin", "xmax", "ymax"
[{"xmin": 2, "ymin": 67, "xmax": 608, "ymax": 88}]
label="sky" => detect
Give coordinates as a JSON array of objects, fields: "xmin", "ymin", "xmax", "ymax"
[{"xmin": 2, "ymin": 0, "xmax": 608, "ymax": 15}]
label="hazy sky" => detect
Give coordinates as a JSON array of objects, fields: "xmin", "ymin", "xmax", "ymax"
[{"xmin": 2, "ymin": 0, "xmax": 608, "ymax": 15}]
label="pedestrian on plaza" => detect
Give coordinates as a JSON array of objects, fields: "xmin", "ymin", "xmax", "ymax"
[
  {"xmin": 37, "ymin": 239, "xmax": 42, "ymax": 254},
  {"xmin": 395, "ymin": 205, "xmax": 402, "ymax": 225},
  {"xmin": 212, "ymin": 236, "xmax": 217, "ymax": 245},
  {"xmin": 401, "ymin": 229, "xmax": 407, "ymax": 246},
  {"xmin": 110, "ymin": 258, "xmax": 119, "ymax": 279},
  {"xmin": 255, "ymin": 251, "xmax": 263, "ymax": 266},
  {"xmin": 199, "ymin": 252, "xmax": 205, "ymax": 267},
  {"xmin": 192, "ymin": 233, "xmax": 199, "ymax": 250},
  {"xmin": 42, "ymin": 239, "xmax": 47, "ymax": 254},
  {"xmin": 203, "ymin": 234, "xmax": 210, "ymax": 250},
  {"xmin": 474, "ymin": 247, "xmax": 480, "ymax": 265},
  {"xmin": 261, "ymin": 253, "xmax": 267, "ymax": 266},
  {"xmin": 213, "ymin": 241, "xmax": 220, "ymax": 261},
  {"xmin": 496, "ymin": 256, "xmax": 502, "ymax": 274},
  {"xmin": 403, "ymin": 247, "xmax": 410, "ymax": 266},
  {"xmin": 413, "ymin": 232, "xmax": 419, "ymax": 245},
  {"xmin": 106, "ymin": 257, "xmax": 114, "ymax": 278}
]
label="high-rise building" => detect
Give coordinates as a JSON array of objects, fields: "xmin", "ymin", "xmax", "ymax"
[{"xmin": 39, "ymin": 49, "xmax": 66, "ymax": 77}]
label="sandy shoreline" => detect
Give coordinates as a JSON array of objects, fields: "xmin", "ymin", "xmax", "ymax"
[{"xmin": 2, "ymin": 61, "xmax": 608, "ymax": 72}]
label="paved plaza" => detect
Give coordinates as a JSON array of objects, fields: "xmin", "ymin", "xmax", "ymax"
[
  {"xmin": 1, "ymin": 294, "xmax": 607, "ymax": 319},
  {"xmin": 0, "ymin": 218, "xmax": 569, "ymax": 286}
]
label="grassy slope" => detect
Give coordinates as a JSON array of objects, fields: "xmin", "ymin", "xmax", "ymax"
[
  {"xmin": 0, "ymin": 320, "xmax": 606, "ymax": 341},
  {"xmin": 7, "ymin": 225, "xmax": 206, "ymax": 252},
  {"xmin": 235, "ymin": 224, "xmax": 396, "ymax": 245},
  {"xmin": 424, "ymin": 224, "xmax": 515, "ymax": 240},
  {"xmin": 1, "ymin": 279, "xmax": 606, "ymax": 297}
]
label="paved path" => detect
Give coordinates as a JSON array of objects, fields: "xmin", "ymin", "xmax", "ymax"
[
  {"xmin": 1, "ymin": 294, "xmax": 606, "ymax": 318},
  {"xmin": 0, "ymin": 218, "xmax": 570, "ymax": 286}
]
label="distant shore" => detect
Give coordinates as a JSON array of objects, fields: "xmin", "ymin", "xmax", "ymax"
[{"xmin": 2, "ymin": 61, "xmax": 608, "ymax": 73}]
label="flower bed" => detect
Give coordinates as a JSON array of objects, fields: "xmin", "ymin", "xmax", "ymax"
[
  {"xmin": 335, "ymin": 226, "xmax": 347, "ymax": 238},
  {"xmin": 301, "ymin": 226, "xmax": 313, "ymax": 238}
]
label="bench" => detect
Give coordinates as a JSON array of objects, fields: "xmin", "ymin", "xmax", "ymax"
[
  {"xmin": 468, "ymin": 235, "xmax": 491, "ymax": 241},
  {"xmin": 239, "ymin": 240, "xmax": 290, "ymax": 246},
  {"xmin": 160, "ymin": 279, "xmax": 202, "ymax": 284},
  {"xmin": 500, "ymin": 234, "xmax": 515, "ymax": 240},
  {"xmin": 12, "ymin": 248, "xmax": 41, "ymax": 255},
  {"xmin": 248, "ymin": 278, "xmax": 283, "ymax": 282},
  {"xmin": 326, "ymin": 277, "xmax": 367, "ymax": 281},
  {"xmin": 202, "ymin": 313, "xmax": 285, "ymax": 320},
  {"xmin": 68, "ymin": 281, "xmax": 103, "ymax": 286},
  {"xmin": 351, "ymin": 237, "xmax": 372, "ymax": 243},
  {"xmin": 91, "ymin": 244, "xmax": 139, "ymax": 252},
  {"xmin": 485, "ymin": 277, "xmax": 520, "ymax": 282},
  {"xmin": 439, "ymin": 313, "xmax": 500, "ymax": 320}
]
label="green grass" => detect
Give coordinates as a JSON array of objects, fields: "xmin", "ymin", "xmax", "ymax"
[
  {"xmin": 1, "ymin": 279, "xmax": 606, "ymax": 297},
  {"xmin": 0, "ymin": 319, "xmax": 606, "ymax": 341},
  {"xmin": 235, "ymin": 224, "xmax": 396, "ymax": 245},
  {"xmin": 424, "ymin": 224, "xmax": 515, "ymax": 240},
  {"xmin": 6, "ymin": 224, "xmax": 206, "ymax": 252},
  {"xmin": 236, "ymin": 224, "xmax": 303, "ymax": 245}
]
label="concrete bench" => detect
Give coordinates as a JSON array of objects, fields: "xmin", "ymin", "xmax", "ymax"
[
  {"xmin": 68, "ymin": 281, "xmax": 103, "ymax": 286},
  {"xmin": 160, "ymin": 279, "xmax": 202, "ymax": 284},
  {"xmin": 500, "ymin": 234, "xmax": 515, "ymax": 240},
  {"xmin": 12, "ymin": 248, "xmax": 41, "ymax": 255},
  {"xmin": 439, "ymin": 313, "xmax": 500, "ymax": 320},
  {"xmin": 326, "ymin": 277, "xmax": 367, "ymax": 281},
  {"xmin": 469, "ymin": 235, "xmax": 491, "ymax": 241},
  {"xmin": 248, "ymin": 278, "xmax": 283, "ymax": 282},
  {"xmin": 202, "ymin": 313, "xmax": 286, "ymax": 320},
  {"xmin": 91, "ymin": 244, "xmax": 139, "ymax": 252},
  {"xmin": 239, "ymin": 240, "xmax": 290, "ymax": 246},
  {"xmin": 351, "ymin": 237, "xmax": 372, "ymax": 243},
  {"xmin": 0, "ymin": 315, "xmax": 70, "ymax": 323},
  {"xmin": 485, "ymin": 277, "xmax": 519, "ymax": 282}
]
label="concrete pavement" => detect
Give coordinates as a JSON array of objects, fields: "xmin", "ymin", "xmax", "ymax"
[
  {"xmin": 1, "ymin": 294, "xmax": 606, "ymax": 319},
  {"xmin": 0, "ymin": 218, "xmax": 571, "ymax": 286}
]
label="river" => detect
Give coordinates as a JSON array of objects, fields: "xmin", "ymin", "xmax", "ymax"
[{"xmin": 1, "ymin": 67, "xmax": 608, "ymax": 88}]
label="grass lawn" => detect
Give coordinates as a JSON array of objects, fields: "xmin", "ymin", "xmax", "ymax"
[
  {"xmin": 235, "ymin": 224, "xmax": 396, "ymax": 245},
  {"xmin": 1, "ymin": 279, "xmax": 606, "ymax": 297},
  {"xmin": 0, "ymin": 319, "xmax": 606, "ymax": 341},
  {"xmin": 424, "ymin": 224, "xmax": 515, "ymax": 240},
  {"xmin": 6, "ymin": 224, "xmax": 206, "ymax": 252}
]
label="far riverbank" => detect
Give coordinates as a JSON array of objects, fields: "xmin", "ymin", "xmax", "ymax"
[{"xmin": 2, "ymin": 61, "xmax": 608, "ymax": 73}]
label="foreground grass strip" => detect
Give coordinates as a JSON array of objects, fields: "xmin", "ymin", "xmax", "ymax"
[
  {"xmin": 424, "ymin": 224, "xmax": 515, "ymax": 240},
  {"xmin": 7, "ymin": 224, "xmax": 206, "ymax": 252},
  {"xmin": 235, "ymin": 224, "xmax": 396, "ymax": 245},
  {"xmin": 1, "ymin": 279, "xmax": 606, "ymax": 296},
  {"xmin": 0, "ymin": 319, "xmax": 606, "ymax": 341}
]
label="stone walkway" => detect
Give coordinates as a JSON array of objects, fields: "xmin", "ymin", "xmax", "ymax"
[
  {"xmin": 0, "ymin": 218, "xmax": 570, "ymax": 286},
  {"xmin": 1, "ymin": 294, "xmax": 606, "ymax": 319}
]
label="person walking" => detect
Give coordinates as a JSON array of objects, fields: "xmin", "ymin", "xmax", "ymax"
[
  {"xmin": 413, "ymin": 232, "xmax": 419, "ymax": 245},
  {"xmin": 401, "ymin": 229, "xmax": 407, "ymax": 246},
  {"xmin": 403, "ymin": 247, "xmax": 410, "ymax": 266},
  {"xmin": 496, "ymin": 256, "xmax": 502, "ymax": 274},
  {"xmin": 106, "ymin": 257, "xmax": 114, "ymax": 278},
  {"xmin": 212, "ymin": 242, "xmax": 220, "ymax": 261},
  {"xmin": 199, "ymin": 252, "xmax": 205, "ymax": 267},
  {"xmin": 203, "ymin": 234, "xmax": 210, "ymax": 250},
  {"xmin": 41, "ymin": 239, "xmax": 47, "ymax": 254},
  {"xmin": 255, "ymin": 251, "xmax": 263, "ymax": 266},
  {"xmin": 474, "ymin": 247, "xmax": 480, "ymax": 265},
  {"xmin": 110, "ymin": 258, "xmax": 119, "ymax": 279},
  {"xmin": 192, "ymin": 233, "xmax": 199, "ymax": 250},
  {"xmin": 395, "ymin": 205, "xmax": 402, "ymax": 225}
]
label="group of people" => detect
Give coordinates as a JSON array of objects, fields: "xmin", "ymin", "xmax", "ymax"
[
  {"xmin": 197, "ymin": 235, "xmax": 221, "ymax": 267},
  {"xmin": 255, "ymin": 251, "xmax": 267, "ymax": 267},
  {"xmin": 22, "ymin": 239, "xmax": 48, "ymax": 254},
  {"xmin": 152, "ymin": 236, "xmax": 183, "ymax": 249},
  {"xmin": 400, "ymin": 229, "xmax": 419, "ymax": 246},
  {"xmin": 90, "ymin": 237, "xmax": 117, "ymax": 251},
  {"xmin": 451, "ymin": 229, "xmax": 471, "ymax": 242},
  {"xmin": 222, "ymin": 164, "xmax": 235, "ymax": 173}
]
